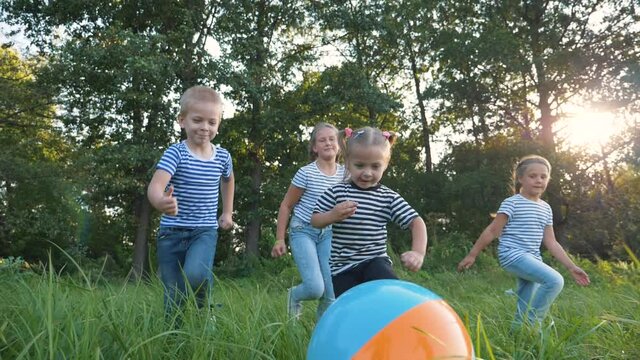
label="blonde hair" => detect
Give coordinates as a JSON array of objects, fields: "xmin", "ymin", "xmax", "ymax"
[
  {"xmin": 179, "ymin": 86, "xmax": 222, "ymax": 117},
  {"xmin": 338, "ymin": 126, "xmax": 397, "ymax": 165},
  {"xmin": 308, "ymin": 122, "xmax": 340, "ymax": 161},
  {"xmin": 514, "ymin": 154, "xmax": 552, "ymax": 193}
]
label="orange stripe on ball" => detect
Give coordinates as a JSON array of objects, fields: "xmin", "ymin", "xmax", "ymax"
[{"xmin": 352, "ymin": 300, "xmax": 473, "ymax": 360}]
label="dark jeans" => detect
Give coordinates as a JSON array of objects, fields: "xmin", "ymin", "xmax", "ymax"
[
  {"xmin": 156, "ymin": 226, "xmax": 218, "ymax": 314},
  {"xmin": 332, "ymin": 256, "xmax": 398, "ymax": 298}
]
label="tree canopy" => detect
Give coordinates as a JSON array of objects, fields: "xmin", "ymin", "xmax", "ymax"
[{"xmin": 1, "ymin": 0, "xmax": 639, "ymax": 272}]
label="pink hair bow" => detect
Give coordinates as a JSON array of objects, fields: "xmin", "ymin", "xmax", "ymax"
[
  {"xmin": 344, "ymin": 128, "xmax": 353, "ymax": 138},
  {"xmin": 382, "ymin": 131, "xmax": 391, "ymax": 139}
]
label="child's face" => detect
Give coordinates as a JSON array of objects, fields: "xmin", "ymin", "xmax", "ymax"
[
  {"xmin": 518, "ymin": 163, "xmax": 550, "ymax": 200},
  {"xmin": 347, "ymin": 145, "xmax": 388, "ymax": 189},
  {"xmin": 179, "ymin": 100, "xmax": 222, "ymax": 147},
  {"xmin": 312, "ymin": 127, "xmax": 339, "ymax": 161}
]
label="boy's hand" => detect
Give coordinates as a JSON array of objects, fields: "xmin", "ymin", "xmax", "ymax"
[
  {"xmin": 159, "ymin": 185, "xmax": 178, "ymax": 216},
  {"xmin": 457, "ymin": 255, "xmax": 476, "ymax": 272},
  {"xmin": 330, "ymin": 200, "xmax": 357, "ymax": 222},
  {"xmin": 400, "ymin": 250, "xmax": 424, "ymax": 272},
  {"xmin": 271, "ymin": 240, "xmax": 287, "ymax": 258},
  {"xmin": 218, "ymin": 213, "xmax": 234, "ymax": 230},
  {"xmin": 570, "ymin": 266, "xmax": 590, "ymax": 286}
]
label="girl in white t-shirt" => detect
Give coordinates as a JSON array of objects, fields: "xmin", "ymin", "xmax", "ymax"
[
  {"xmin": 458, "ymin": 155, "xmax": 590, "ymax": 328},
  {"xmin": 271, "ymin": 123, "xmax": 345, "ymax": 319}
]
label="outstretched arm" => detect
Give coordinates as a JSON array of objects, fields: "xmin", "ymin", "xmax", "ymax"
[
  {"xmin": 400, "ymin": 217, "xmax": 428, "ymax": 272},
  {"xmin": 543, "ymin": 226, "xmax": 590, "ymax": 286},
  {"xmin": 271, "ymin": 185, "xmax": 304, "ymax": 257},
  {"xmin": 457, "ymin": 213, "xmax": 508, "ymax": 271}
]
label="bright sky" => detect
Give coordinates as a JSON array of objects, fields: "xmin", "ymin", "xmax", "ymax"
[
  {"xmin": 0, "ymin": 23, "xmax": 32, "ymax": 54},
  {"xmin": 557, "ymin": 107, "xmax": 627, "ymax": 153}
]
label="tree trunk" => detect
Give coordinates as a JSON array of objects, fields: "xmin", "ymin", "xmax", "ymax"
[
  {"xmin": 527, "ymin": 1, "xmax": 563, "ymax": 233},
  {"xmin": 407, "ymin": 47, "xmax": 432, "ymax": 173},
  {"xmin": 131, "ymin": 195, "xmax": 151, "ymax": 280},
  {"xmin": 245, "ymin": 148, "xmax": 262, "ymax": 256},
  {"xmin": 245, "ymin": 85, "xmax": 263, "ymax": 256}
]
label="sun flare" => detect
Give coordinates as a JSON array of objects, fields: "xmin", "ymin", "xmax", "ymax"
[{"xmin": 558, "ymin": 109, "xmax": 623, "ymax": 152}]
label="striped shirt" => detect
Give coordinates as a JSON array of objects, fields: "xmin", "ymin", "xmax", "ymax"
[
  {"xmin": 314, "ymin": 182, "xmax": 419, "ymax": 275},
  {"xmin": 497, "ymin": 194, "xmax": 553, "ymax": 267},
  {"xmin": 291, "ymin": 161, "xmax": 345, "ymax": 223},
  {"xmin": 156, "ymin": 141, "xmax": 233, "ymax": 228}
]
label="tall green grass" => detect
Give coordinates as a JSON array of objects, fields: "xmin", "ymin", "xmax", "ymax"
[{"xmin": 1, "ymin": 254, "xmax": 638, "ymax": 359}]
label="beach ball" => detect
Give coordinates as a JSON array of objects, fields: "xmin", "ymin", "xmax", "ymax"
[{"xmin": 307, "ymin": 279, "xmax": 474, "ymax": 360}]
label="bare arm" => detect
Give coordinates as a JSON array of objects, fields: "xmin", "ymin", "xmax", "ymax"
[
  {"xmin": 400, "ymin": 217, "xmax": 428, "ymax": 272},
  {"xmin": 310, "ymin": 201, "xmax": 358, "ymax": 228},
  {"xmin": 271, "ymin": 185, "xmax": 304, "ymax": 257},
  {"xmin": 218, "ymin": 172, "xmax": 235, "ymax": 230},
  {"xmin": 457, "ymin": 213, "xmax": 508, "ymax": 271},
  {"xmin": 543, "ymin": 226, "xmax": 590, "ymax": 286},
  {"xmin": 147, "ymin": 169, "xmax": 177, "ymax": 215}
]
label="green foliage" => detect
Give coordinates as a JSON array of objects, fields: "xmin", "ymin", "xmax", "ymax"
[
  {"xmin": 424, "ymin": 232, "xmax": 499, "ymax": 273},
  {"xmin": 0, "ymin": 48, "xmax": 81, "ymax": 264},
  {"xmin": 2, "ymin": 0, "xmax": 639, "ymax": 272},
  {"xmin": 562, "ymin": 163, "xmax": 640, "ymax": 260},
  {"xmin": 437, "ymin": 135, "xmax": 543, "ymax": 235}
]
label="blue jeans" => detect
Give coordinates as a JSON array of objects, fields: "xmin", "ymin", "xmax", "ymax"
[
  {"xmin": 503, "ymin": 253, "xmax": 564, "ymax": 327},
  {"xmin": 289, "ymin": 215, "xmax": 335, "ymax": 318},
  {"xmin": 157, "ymin": 227, "xmax": 218, "ymax": 313}
]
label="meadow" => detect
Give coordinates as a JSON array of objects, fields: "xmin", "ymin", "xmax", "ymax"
[{"xmin": 0, "ymin": 252, "xmax": 638, "ymax": 360}]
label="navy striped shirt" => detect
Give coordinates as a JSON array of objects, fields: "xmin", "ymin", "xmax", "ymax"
[
  {"xmin": 291, "ymin": 162, "xmax": 345, "ymax": 223},
  {"xmin": 497, "ymin": 194, "xmax": 553, "ymax": 267},
  {"xmin": 314, "ymin": 182, "xmax": 419, "ymax": 275},
  {"xmin": 156, "ymin": 141, "xmax": 233, "ymax": 228}
]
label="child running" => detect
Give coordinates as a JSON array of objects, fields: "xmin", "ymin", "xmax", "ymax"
[
  {"xmin": 311, "ymin": 126, "xmax": 427, "ymax": 298},
  {"xmin": 271, "ymin": 123, "xmax": 344, "ymax": 319},
  {"xmin": 457, "ymin": 155, "xmax": 590, "ymax": 328},
  {"xmin": 147, "ymin": 86, "xmax": 234, "ymax": 318}
]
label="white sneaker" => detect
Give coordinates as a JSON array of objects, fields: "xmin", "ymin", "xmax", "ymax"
[
  {"xmin": 505, "ymin": 288, "xmax": 516, "ymax": 296},
  {"xmin": 202, "ymin": 314, "xmax": 217, "ymax": 335},
  {"xmin": 287, "ymin": 288, "xmax": 302, "ymax": 319}
]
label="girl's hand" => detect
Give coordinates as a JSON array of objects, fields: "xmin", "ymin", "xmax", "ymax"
[
  {"xmin": 218, "ymin": 213, "xmax": 234, "ymax": 230},
  {"xmin": 570, "ymin": 266, "xmax": 590, "ymax": 286},
  {"xmin": 271, "ymin": 240, "xmax": 287, "ymax": 258},
  {"xmin": 331, "ymin": 200, "xmax": 357, "ymax": 222},
  {"xmin": 457, "ymin": 255, "xmax": 476, "ymax": 272},
  {"xmin": 400, "ymin": 251, "xmax": 424, "ymax": 272},
  {"xmin": 159, "ymin": 185, "xmax": 178, "ymax": 216}
]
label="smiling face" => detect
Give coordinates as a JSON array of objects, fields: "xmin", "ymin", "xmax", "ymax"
[
  {"xmin": 312, "ymin": 127, "xmax": 339, "ymax": 161},
  {"xmin": 179, "ymin": 100, "xmax": 222, "ymax": 148},
  {"xmin": 518, "ymin": 163, "xmax": 550, "ymax": 201},
  {"xmin": 346, "ymin": 144, "xmax": 389, "ymax": 189}
]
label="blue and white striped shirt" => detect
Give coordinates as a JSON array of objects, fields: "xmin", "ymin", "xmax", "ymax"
[
  {"xmin": 314, "ymin": 182, "xmax": 419, "ymax": 275},
  {"xmin": 497, "ymin": 194, "xmax": 553, "ymax": 267},
  {"xmin": 291, "ymin": 161, "xmax": 345, "ymax": 223},
  {"xmin": 156, "ymin": 141, "xmax": 233, "ymax": 228}
]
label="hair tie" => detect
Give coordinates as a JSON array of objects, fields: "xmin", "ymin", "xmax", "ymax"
[
  {"xmin": 344, "ymin": 128, "xmax": 353, "ymax": 138},
  {"xmin": 382, "ymin": 131, "xmax": 391, "ymax": 140}
]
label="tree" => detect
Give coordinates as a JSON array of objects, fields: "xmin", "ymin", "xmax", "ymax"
[
  {"xmin": 312, "ymin": 0, "xmax": 403, "ymax": 127},
  {"xmin": 381, "ymin": 0, "xmax": 441, "ymax": 172},
  {"xmin": 428, "ymin": 0, "xmax": 640, "ymax": 229},
  {"xmin": 213, "ymin": 0, "xmax": 318, "ymax": 255},
  {"xmin": 2, "ymin": 1, "xmax": 224, "ymax": 278},
  {"xmin": 0, "ymin": 47, "xmax": 78, "ymax": 262}
]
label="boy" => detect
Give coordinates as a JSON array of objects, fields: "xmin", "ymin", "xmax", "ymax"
[{"xmin": 148, "ymin": 86, "xmax": 234, "ymax": 316}]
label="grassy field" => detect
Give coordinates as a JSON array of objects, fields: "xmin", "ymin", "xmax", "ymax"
[{"xmin": 0, "ymin": 255, "xmax": 638, "ymax": 360}]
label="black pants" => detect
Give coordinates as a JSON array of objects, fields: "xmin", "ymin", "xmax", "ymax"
[{"xmin": 332, "ymin": 257, "xmax": 398, "ymax": 298}]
